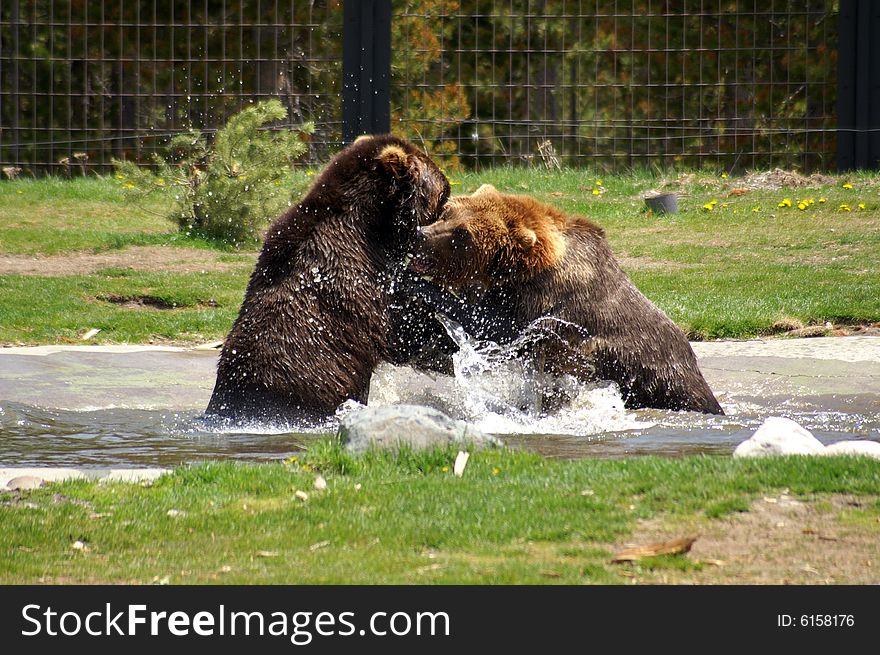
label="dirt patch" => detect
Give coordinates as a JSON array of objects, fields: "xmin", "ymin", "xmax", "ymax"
[
  {"xmin": 628, "ymin": 226, "xmax": 674, "ymax": 235},
  {"xmin": 95, "ymin": 293, "xmax": 219, "ymax": 310},
  {"xmin": 616, "ymin": 493, "xmax": 880, "ymax": 584},
  {"xmin": 615, "ymin": 256, "xmax": 690, "ymax": 271},
  {"xmin": 0, "ymin": 246, "xmax": 255, "ymax": 277},
  {"xmin": 739, "ymin": 168, "xmax": 837, "ymax": 191},
  {"xmin": 654, "ymin": 169, "xmax": 839, "ymax": 194}
]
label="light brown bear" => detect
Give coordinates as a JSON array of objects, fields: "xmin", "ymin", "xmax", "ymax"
[{"xmin": 410, "ymin": 184, "xmax": 724, "ymax": 414}]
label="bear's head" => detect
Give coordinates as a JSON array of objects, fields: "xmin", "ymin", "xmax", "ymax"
[
  {"xmin": 319, "ymin": 135, "xmax": 450, "ymax": 242},
  {"xmin": 410, "ymin": 184, "xmax": 566, "ymax": 288}
]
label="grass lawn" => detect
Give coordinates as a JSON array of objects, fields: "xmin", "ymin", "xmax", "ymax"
[
  {"xmin": 2, "ymin": 445, "xmax": 879, "ymax": 584},
  {"xmin": 0, "ymin": 168, "xmax": 879, "ymax": 344},
  {"xmin": 2, "ymin": 170, "xmax": 877, "ymax": 587}
]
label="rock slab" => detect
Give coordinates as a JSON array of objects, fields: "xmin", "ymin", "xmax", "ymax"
[
  {"xmin": 733, "ymin": 416, "xmax": 826, "ymax": 458},
  {"xmin": 338, "ymin": 405, "xmax": 502, "ymax": 454},
  {"xmin": 0, "ymin": 468, "xmax": 169, "ymax": 489},
  {"xmin": 823, "ymin": 440, "xmax": 880, "ymax": 460},
  {"xmin": 734, "ymin": 417, "xmax": 880, "ymax": 460}
]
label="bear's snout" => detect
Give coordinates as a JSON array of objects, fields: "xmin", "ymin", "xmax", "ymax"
[{"xmin": 407, "ymin": 229, "xmax": 438, "ymax": 276}]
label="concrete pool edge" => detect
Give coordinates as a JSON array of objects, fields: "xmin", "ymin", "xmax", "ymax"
[
  {"xmin": 1, "ymin": 467, "xmax": 170, "ymax": 488},
  {"xmin": 3, "ymin": 334, "xmax": 880, "ymax": 357}
]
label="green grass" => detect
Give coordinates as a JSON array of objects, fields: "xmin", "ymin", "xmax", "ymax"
[
  {"xmin": 450, "ymin": 168, "xmax": 880, "ymax": 339},
  {"xmin": 0, "ymin": 271, "xmax": 249, "ymax": 343},
  {"xmin": 1, "ymin": 169, "xmax": 879, "ymax": 343},
  {"xmin": 2, "ymin": 445, "xmax": 878, "ymax": 584}
]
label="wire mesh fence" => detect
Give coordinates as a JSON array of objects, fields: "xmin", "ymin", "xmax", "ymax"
[
  {"xmin": 0, "ymin": 0, "xmax": 342, "ymax": 175},
  {"xmin": 1, "ymin": 1, "xmax": 839, "ymax": 175},
  {"xmin": 395, "ymin": 0, "xmax": 839, "ymax": 171}
]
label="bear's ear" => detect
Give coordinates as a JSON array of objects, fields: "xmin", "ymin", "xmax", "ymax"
[
  {"xmin": 353, "ymin": 134, "xmax": 373, "ymax": 144},
  {"xmin": 472, "ymin": 184, "xmax": 499, "ymax": 197},
  {"xmin": 512, "ymin": 226, "xmax": 538, "ymax": 250},
  {"xmin": 377, "ymin": 144, "xmax": 410, "ymax": 179}
]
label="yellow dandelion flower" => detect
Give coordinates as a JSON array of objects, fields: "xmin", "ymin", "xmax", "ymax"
[
  {"xmin": 124, "ymin": 183, "xmax": 135, "ymax": 189},
  {"xmin": 592, "ymin": 188, "xmax": 600, "ymax": 196},
  {"xmin": 441, "ymin": 466, "xmax": 449, "ymax": 473},
  {"xmin": 115, "ymin": 174, "xmax": 124, "ymax": 180},
  {"xmin": 157, "ymin": 178, "xmax": 165, "ymax": 185},
  {"xmin": 702, "ymin": 202, "xmax": 715, "ymax": 211},
  {"xmin": 842, "ymin": 183, "xmax": 854, "ymax": 189},
  {"xmin": 752, "ymin": 207, "xmax": 760, "ymax": 212},
  {"xmin": 839, "ymin": 203, "xmax": 851, "ymax": 212},
  {"xmin": 797, "ymin": 203, "xmax": 807, "ymax": 210},
  {"xmin": 721, "ymin": 172, "xmax": 728, "ymax": 179},
  {"xmin": 858, "ymin": 202, "xmax": 866, "ymax": 210},
  {"xmin": 808, "ymin": 199, "xmax": 815, "ymax": 205},
  {"xmin": 492, "ymin": 467, "xmax": 501, "ymax": 476},
  {"xmin": 595, "ymin": 179, "xmax": 603, "ymax": 186},
  {"xmin": 778, "ymin": 198, "xmax": 792, "ymax": 208},
  {"xmin": 818, "ymin": 198, "xmax": 827, "ymax": 203}
]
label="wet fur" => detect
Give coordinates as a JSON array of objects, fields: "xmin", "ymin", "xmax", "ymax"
[
  {"xmin": 205, "ymin": 135, "xmax": 451, "ymax": 423},
  {"xmin": 416, "ymin": 187, "xmax": 724, "ymax": 415}
]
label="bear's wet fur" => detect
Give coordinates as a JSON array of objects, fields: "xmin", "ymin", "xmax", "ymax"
[
  {"xmin": 412, "ymin": 184, "xmax": 724, "ymax": 415},
  {"xmin": 205, "ymin": 135, "xmax": 452, "ymax": 424}
]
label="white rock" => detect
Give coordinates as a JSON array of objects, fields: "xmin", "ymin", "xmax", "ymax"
[
  {"xmin": 0, "ymin": 468, "xmax": 86, "ymax": 487},
  {"xmin": 453, "ymin": 451, "xmax": 470, "ymax": 477},
  {"xmin": 338, "ymin": 405, "xmax": 501, "ymax": 454},
  {"xmin": 822, "ymin": 440, "xmax": 880, "ymax": 460},
  {"xmin": 6, "ymin": 475, "xmax": 45, "ymax": 491},
  {"xmin": 733, "ymin": 417, "xmax": 825, "ymax": 458}
]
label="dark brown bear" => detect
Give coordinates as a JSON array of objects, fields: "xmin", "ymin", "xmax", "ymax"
[
  {"xmin": 205, "ymin": 135, "xmax": 452, "ymax": 424},
  {"xmin": 411, "ymin": 184, "xmax": 724, "ymax": 414}
]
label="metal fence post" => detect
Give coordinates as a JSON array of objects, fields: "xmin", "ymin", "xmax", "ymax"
[
  {"xmin": 342, "ymin": 0, "xmax": 391, "ymax": 143},
  {"xmin": 837, "ymin": 0, "xmax": 880, "ymax": 170}
]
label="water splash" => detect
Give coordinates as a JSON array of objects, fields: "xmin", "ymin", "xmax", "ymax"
[{"xmin": 368, "ymin": 315, "xmax": 651, "ymax": 436}]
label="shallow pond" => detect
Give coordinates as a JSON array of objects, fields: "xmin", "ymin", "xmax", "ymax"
[{"xmin": 1, "ymin": 337, "xmax": 878, "ymax": 468}]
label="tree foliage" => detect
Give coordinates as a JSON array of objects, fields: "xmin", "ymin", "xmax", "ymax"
[{"xmin": 113, "ymin": 100, "xmax": 313, "ymax": 248}]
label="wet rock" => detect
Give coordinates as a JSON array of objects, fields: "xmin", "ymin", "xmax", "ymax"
[
  {"xmin": 733, "ymin": 417, "xmax": 825, "ymax": 458},
  {"xmin": 338, "ymin": 405, "xmax": 502, "ymax": 454},
  {"xmin": 823, "ymin": 440, "xmax": 880, "ymax": 460},
  {"xmin": 6, "ymin": 475, "xmax": 45, "ymax": 491}
]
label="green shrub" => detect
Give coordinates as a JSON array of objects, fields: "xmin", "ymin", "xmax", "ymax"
[{"xmin": 114, "ymin": 100, "xmax": 313, "ymax": 248}]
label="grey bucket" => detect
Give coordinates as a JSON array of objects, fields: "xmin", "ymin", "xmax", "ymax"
[{"xmin": 644, "ymin": 193, "xmax": 678, "ymax": 214}]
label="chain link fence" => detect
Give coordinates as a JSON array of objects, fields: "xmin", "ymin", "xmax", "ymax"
[
  {"xmin": 1, "ymin": 1, "xmax": 839, "ymax": 175},
  {"xmin": 394, "ymin": 1, "xmax": 838, "ymax": 171},
  {"xmin": 0, "ymin": 0, "xmax": 342, "ymax": 175}
]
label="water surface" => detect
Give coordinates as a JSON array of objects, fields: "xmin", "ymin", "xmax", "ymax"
[{"xmin": 1, "ymin": 337, "xmax": 878, "ymax": 467}]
